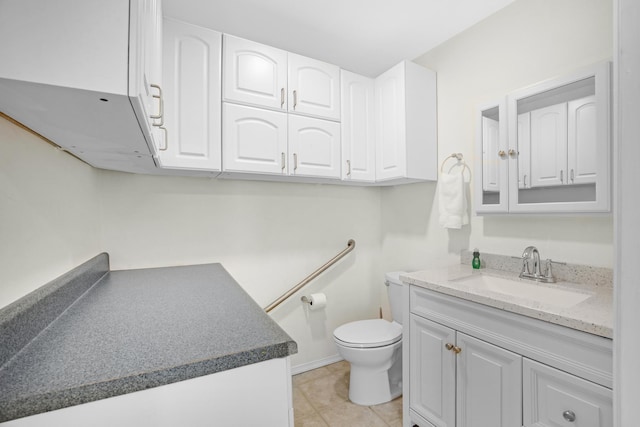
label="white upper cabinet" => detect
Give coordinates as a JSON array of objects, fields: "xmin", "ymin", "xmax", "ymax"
[
  {"xmin": 288, "ymin": 53, "xmax": 340, "ymax": 121},
  {"xmin": 223, "ymin": 35, "xmax": 288, "ymax": 111},
  {"xmin": 288, "ymin": 115, "xmax": 341, "ymax": 179},
  {"xmin": 475, "ymin": 100, "xmax": 508, "ymax": 214},
  {"xmin": 340, "ymin": 71, "xmax": 376, "ymax": 182},
  {"xmin": 160, "ymin": 18, "xmax": 221, "ymax": 172},
  {"xmin": 475, "ymin": 61, "xmax": 611, "ymax": 214},
  {"xmin": 0, "ymin": 0, "xmax": 163, "ymax": 174},
  {"xmin": 375, "ymin": 61, "xmax": 437, "ymax": 184},
  {"xmin": 222, "ymin": 103, "xmax": 288, "ymax": 175}
]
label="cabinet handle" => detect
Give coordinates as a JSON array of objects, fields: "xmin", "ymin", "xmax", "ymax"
[
  {"xmin": 498, "ymin": 150, "xmax": 506, "ymax": 158},
  {"xmin": 347, "ymin": 160, "xmax": 351, "ymax": 176},
  {"xmin": 560, "ymin": 170, "xmax": 564, "ymax": 183},
  {"xmin": 293, "ymin": 90, "xmax": 298, "ymax": 109},
  {"xmin": 281, "ymin": 88, "xmax": 285, "ymax": 108},
  {"xmin": 281, "ymin": 152, "xmax": 286, "ymax": 171},
  {"xmin": 570, "ymin": 168, "xmax": 575, "ymax": 183},
  {"xmin": 562, "ymin": 410, "xmax": 576, "ymax": 422},
  {"xmin": 508, "ymin": 149, "xmax": 517, "ymax": 157},
  {"xmin": 524, "ymin": 174, "xmax": 527, "ymax": 188},
  {"xmin": 159, "ymin": 126, "xmax": 168, "ymax": 151},
  {"xmin": 293, "ymin": 153, "xmax": 298, "ymax": 171},
  {"xmin": 150, "ymin": 84, "xmax": 164, "ymax": 126},
  {"xmin": 445, "ymin": 343, "xmax": 462, "ymax": 354}
]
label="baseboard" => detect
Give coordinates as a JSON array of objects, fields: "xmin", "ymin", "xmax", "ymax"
[{"xmin": 291, "ymin": 354, "xmax": 344, "ymax": 375}]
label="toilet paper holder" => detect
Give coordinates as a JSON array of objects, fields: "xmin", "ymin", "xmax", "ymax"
[{"xmin": 300, "ymin": 293, "xmax": 327, "ymax": 310}]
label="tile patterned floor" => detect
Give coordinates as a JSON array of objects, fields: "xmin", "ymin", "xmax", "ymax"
[{"xmin": 293, "ymin": 361, "xmax": 403, "ymax": 427}]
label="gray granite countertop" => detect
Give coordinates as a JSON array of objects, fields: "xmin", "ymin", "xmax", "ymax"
[
  {"xmin": 401, "ymin": 264, "xmax": 613, "ymax": 339},
  {"xmin": 0, "ymin": 259, "xmax": 297, "ymax": 423}
]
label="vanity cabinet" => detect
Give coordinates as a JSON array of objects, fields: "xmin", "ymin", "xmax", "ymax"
[
  {"xmin": 340, "ymin": 71, "xmax": 376, "ymax": 182},
  {"xmin": 0, "ymin": 0, "xmax": 163, "ymax": 174},
  {"xmin": 475, "ymin": 61, "xmax": 611, "ymax": 214},
  {"xmin": 410, "ymin": 315, "xmax": 521, "ymax": 427},
  {"xmin": 406, "ymin": 286, "xmax": 612, "ymax": 427},
  {"xmin": 375, "ymin": 61, "xmax": 438, "ymax": 184},
  {"xmin": 160, "ymin": 19, "xmax": 221, "ymax": 172}
]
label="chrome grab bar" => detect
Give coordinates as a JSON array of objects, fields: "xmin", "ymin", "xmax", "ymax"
[{"xmin": 264, "ymin": 239, "xmax": 356, "ymax": 313}]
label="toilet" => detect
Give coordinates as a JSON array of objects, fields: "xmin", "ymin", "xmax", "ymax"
[{"xmin": 333, "ymin": 272, "xmax": 404, "ymax": 406}]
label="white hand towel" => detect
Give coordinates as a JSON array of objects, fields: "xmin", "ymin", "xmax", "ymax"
[{"xmin": 438, "ymin": 171, "xmax": 468, "ymax": 229}]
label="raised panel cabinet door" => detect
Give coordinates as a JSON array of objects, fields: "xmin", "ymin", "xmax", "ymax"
[
  {"xmin": 340, "ymin": 71, "xmax": 375, "ymax": 182},
  {"xmin": 223, "ymin": 35, "xmax": 288, "ymax": 111},
  {"xmin": 222, "ymin": 103, "xmax": 288, "ymax": 174},
  {"xmin": 288, "ymin": 115, "xmax": 341, "ymax": 179},
  {"xmin": 568, "ymin": 95, "xmax": 597, "ymax": 185},
  {"xmin": 288, "ymin": 53, "xmax": 340, "ymax": 121},
  {"xmin": 409, "ymin": 315, "xmax": 456, "ymax": 427},
  {"xmin": 523, "ymin": 359, "xmax": 612, "ymax": 427},
  {"xmin": 375, "ymin": 62, "xmax": 407, "ymax": 181},
  {"xmin": 160, "ymin": 19, "xmax": 221, "ymax": 171},
  {"xmin": 481, "ymin": 116, "xmax": 501, "ymax": 192},
  {"xmin": 530, "ymin": 103, "xmax": 568, "ymax": 187},
  {"xmin": 455, "ymin": 333, "xmax": 522, "ymax": 427}
]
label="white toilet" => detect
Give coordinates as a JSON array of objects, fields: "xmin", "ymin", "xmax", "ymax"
[{"xmin": 333, "ymin": 272, "xmax": 404, "ymax": 406}]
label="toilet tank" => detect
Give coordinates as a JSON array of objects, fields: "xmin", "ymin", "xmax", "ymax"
[{"xmin": 385, "ymin": 272, "xmax": 405, "ymax": 324}]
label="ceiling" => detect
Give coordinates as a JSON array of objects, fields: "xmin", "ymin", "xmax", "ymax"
[{"xmin": 163, "ymin": 0, "xmax": 517, "ymax": 77}]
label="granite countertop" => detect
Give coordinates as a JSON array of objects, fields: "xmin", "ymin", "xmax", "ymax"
[
  {"xmin": 0, "ymin": 256, "xmax": 297, "ymax": 423},
  {"xmin": 401, "ymin": 264, "xmax": 613, "ymax": 339}
]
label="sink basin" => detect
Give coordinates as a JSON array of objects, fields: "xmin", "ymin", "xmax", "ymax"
[{"xmin": 451, "ymin": 274, "xmax": 593, "ymax": 308}]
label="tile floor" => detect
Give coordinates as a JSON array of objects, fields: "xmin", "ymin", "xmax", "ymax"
[{"xmin": 293, "ymin": 361, "xmax": 403, "ymax": 427}]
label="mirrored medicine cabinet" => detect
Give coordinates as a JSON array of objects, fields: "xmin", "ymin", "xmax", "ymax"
[{"xmin": 475, "ymin": 61, "xmax": 611, "ymax": 214}]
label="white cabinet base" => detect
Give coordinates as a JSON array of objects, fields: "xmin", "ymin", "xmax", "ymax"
[{"xmin": 1, "ymin": 357, "xmax": 293, "ymax": 427}]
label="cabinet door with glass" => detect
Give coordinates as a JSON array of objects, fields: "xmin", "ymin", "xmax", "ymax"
[
  {"xmin": 474, "ymin": 99, "xmax": 509, "ymax": 213},
  {"xmin": 507, "ymin": 62, "xmax": 611, "ymax": 213}
]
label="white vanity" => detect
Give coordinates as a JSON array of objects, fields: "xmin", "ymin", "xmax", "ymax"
[{"xmin": 400, "ymin": 262, "xmax": 613, "ymax": 427}]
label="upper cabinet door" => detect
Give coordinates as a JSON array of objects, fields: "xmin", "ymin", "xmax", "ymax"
[
  {"xmin": 341, "ymin": 70, "xmax": 375, "ymax": 182},
  {"xmin": 223, "ymin": 103, "xmax": 288, "ymax": 175},
  {"xmin": 160, "ymin": 19, "xmax": 221, "ymax": 171},
  {"xmin": 223, "ymin": 35, "xmax": 287, "ymax": 111},
  {"xmin": 288, "ymin": 53, "xmax": 340, "ymax": 121},
  {"xmin": 529, "ymin": 103, "xmax": 568, "ymax": 188},
  {"xmin": 288, "ymin": 115, "xmax": 341, "ymax": 179},
  {"xmin": 568, "ymin": 95, "xmax": 597, "ymax": 185}
]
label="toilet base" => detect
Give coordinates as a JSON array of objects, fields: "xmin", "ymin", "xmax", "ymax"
[{"xmin": 341, "ymin": 342, "xmax": 403, "ymax": 406}]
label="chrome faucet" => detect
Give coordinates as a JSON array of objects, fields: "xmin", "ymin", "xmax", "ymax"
[{"xmin": 519, "ymin": 246, "xmax": 556, "ymax": 283}]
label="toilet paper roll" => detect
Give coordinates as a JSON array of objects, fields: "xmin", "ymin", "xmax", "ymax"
[{"xmin": 307, "ymin": 293, "xmax": 327, "ymax": 311}]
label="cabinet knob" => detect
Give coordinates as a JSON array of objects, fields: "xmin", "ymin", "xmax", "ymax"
[
  {"xmin": 562, "ymin": 410, "xmax": 576, "ymax": 422},
  {"xmin": 445, "ymin": 343, "xmax": 462, "ymax": 354},
  {"xmin": 508, "ymin": 149, "xmax": 517, "ymax": 157},
  {"xmin": 498, "ymin": 150, "xmax": 506, "ymax": 158}
]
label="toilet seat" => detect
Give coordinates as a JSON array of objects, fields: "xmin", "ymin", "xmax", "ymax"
[{"xmin": 334, "ymin": 319, "xmax": 402, "ymax": 349}]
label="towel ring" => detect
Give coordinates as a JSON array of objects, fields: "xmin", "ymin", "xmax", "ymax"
[{"xmin": 440, "ymin": 153, "xmax": 471, "ymax": 180}]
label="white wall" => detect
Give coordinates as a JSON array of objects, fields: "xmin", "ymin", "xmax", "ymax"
[
  {"xmin": 0, "ymin": 116, "xmax": 102, "ymax": 307},
  {"xmin": 97, "ymin": 171, "xmax": 382, "ymax": 368},
  {"xmin": 380, "ymin": 0, "xmax": 614, "ymax": 278}
]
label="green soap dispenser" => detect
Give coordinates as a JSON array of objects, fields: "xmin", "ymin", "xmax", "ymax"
[{"xmin": 472, "ymin": 249, "xmax": 481, "ymax": 269}]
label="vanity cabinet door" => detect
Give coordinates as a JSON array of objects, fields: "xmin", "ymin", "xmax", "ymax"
[
  {"xmin": 410, "ymin": 315, "xmax": 456, "ymax": 427},
  {"xmin": 456, "ymin": 333, "xmax": 522, "ymax": 427},
  {"xmin": 523, "ymin": 359, "xmax": 612, "ymax": 427}
]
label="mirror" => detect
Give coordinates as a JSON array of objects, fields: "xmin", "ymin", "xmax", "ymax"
[
  {"xmin": 475, "ymin": 61, "xmax": 611, "ymax": 215},
  {"xmin": 475, "ymin": 100, "xmax": 508, "ymax": 213}
]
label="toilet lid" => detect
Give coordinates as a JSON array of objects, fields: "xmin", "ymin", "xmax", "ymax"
[{"xmin": 334, "ymin": 319, "xmax": 402, "ymax": 348}]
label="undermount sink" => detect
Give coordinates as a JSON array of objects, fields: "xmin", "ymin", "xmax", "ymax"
[{"xmin": 451, "ymin": 274, "xmax": 593, "ymax": 308}]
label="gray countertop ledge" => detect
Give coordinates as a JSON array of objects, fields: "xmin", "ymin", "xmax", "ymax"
[{"xmin": 0, "ymin": 254, "xmax": 297, "ymax": 423}]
